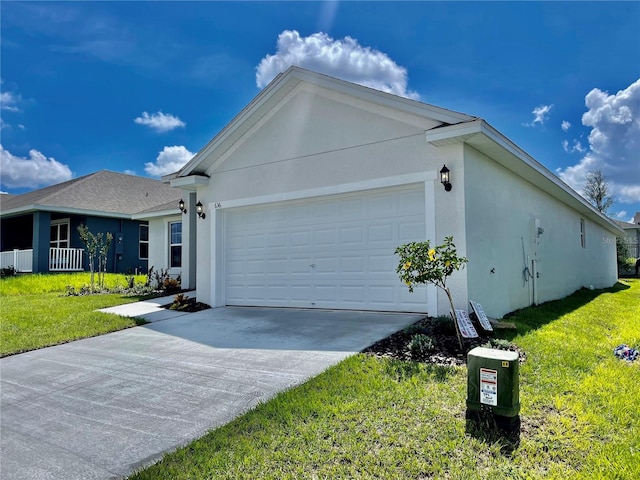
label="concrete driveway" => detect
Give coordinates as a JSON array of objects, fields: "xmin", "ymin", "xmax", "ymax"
[{"xmin": 0, "ymin": 307, "xmax": 423, "ymax": 480}]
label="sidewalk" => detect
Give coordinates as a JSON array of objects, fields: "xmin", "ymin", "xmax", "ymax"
[{"xmin": 99, "ymin": 291, "xmax": 196, "ymax": 322}]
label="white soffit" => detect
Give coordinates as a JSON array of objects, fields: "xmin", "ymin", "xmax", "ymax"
[{"xmin": 169, "ymin": 175, "xmax": 210, "ymax": 191}]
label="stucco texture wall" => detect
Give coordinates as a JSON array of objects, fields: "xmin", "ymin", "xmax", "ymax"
[
  {"xmin": 148, "ymin": 215, "xmax": 181, "ymax": 275},
  {"xmin": 463, "ymin": 145, "xmax": 617, "ymax": 318},
  {"xmin": 194, "ymin": 85, "xmax": 458, "ymax": 310},
  {"xmin": 203, "ymin": 86, "xmax": 443, "ymax": 202}
]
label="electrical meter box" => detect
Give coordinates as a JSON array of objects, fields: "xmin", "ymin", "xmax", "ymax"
[{"xmin": 467, "ymin": 347, "xmax": 520, "ymax": 417}]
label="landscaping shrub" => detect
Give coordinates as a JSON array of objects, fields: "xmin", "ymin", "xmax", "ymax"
[
  {"xmin": 403, "ymin": 323, "xmax": 426, "ymax": 336},
  {"xmin": 408, "ymin": 334, "xmax": 435, "ymax": 359}
]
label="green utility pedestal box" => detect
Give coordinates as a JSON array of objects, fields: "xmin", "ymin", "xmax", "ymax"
[{"xmin": 467, "ymin": 347, "xmax": 520, "ymax": 417}]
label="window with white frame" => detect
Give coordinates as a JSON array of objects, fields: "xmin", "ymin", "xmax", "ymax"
[
  {"xmin": 580, "ymin": 218, "xmax": 586, "ymax": 248},
  {"xmin": 139, "ymin": 224, "xmax": 149, "ymax": 260},
  {"xmin": 169, "ymin": 221, "xmax": 182, "ymax": 268},
  {"xmin": 50, "ymin": 219, "xmax": 70, "ymax": 249}
]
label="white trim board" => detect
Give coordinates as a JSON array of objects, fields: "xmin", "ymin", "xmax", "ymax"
[{"xmin": 208, "ymin": 171, "xmax": 438, "ymax": 211}]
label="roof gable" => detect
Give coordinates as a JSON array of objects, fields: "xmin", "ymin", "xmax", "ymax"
[{"xmin": 170, "ymin": 66, "xmax": 476, "ymax": 179}]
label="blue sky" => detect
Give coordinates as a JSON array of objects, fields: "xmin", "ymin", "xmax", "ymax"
[{"xmin": 1, "ymin": 1, "xmax": 639, "ymax": 221}]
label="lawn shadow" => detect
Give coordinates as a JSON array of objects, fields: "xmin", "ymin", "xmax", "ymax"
[
  {"xmin": 465, "ymin": 410, "xmax": 521, "ymax": 456},
  {"xmin": 498, "ymin": 282, "xmax": 631, "ymax": 341}
]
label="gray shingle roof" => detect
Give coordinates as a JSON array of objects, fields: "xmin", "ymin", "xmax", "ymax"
[{"xmin": 0, "ymin": 170, "xmax": 182, "ymax": 217}]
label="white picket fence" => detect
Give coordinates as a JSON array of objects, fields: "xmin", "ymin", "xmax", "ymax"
[
  {"xmin": 0, "ymin": 249, "xmax": 33, "ymax": 273},
  {"xmin": 1, "ymin": 248, "xmax": 85, "ymax": 272},
  {"xmin": 49, "ymin": 248, "xmax": 84, "ymax": 271}
]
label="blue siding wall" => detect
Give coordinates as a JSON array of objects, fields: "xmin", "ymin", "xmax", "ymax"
[
  {"xmin": 78, "ymin": 216, "xmax": 149, "ymax": 274},
  {"xmin": 1, "ymin": 212, "xmax": 149, "ymax": 274}
]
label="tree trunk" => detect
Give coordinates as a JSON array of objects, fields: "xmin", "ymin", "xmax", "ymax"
[{"xmin": 444, "ymin": 286, "xmax": 463, "ymax": 350}]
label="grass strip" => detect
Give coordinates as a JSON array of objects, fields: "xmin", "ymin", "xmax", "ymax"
[{"xmin": 0, "ymin": 273, "xmax": 150, "ymax": 356}]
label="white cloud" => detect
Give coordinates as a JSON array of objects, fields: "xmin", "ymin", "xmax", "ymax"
[
  {"xmin": 562, "ymin": 139, "xmax": 586, "ymax": 154},
  {"xmin": 144, "ymin": 145, "xmax": 194, "ymax": 177},
  {"xmin": 614, "ymin": 210, "xmax": 628, "ymax": 220},
  {"xmin": 523, "ymin": 104, "xmax": 553, "ymax": 127},
  {"xmin": 561, "ymin": 120, "xmax": 571, "ymax": 131},
  {"xmin": 256, "ymin": 30, "xmax": 419, "ymax": 100},
  {"xmin": 0, "ymin": 144, "xmax": 73, "ymax": 189},
  {"xmin": 558, "ymin": 78, "xmax": 640, "ymax": 204},
  {"xmin": 134, "ymin": 111, "xmax": 185, "ymax": 133},
  {"xmin": 0, "ymin": 91, "xmax": 21, "ymax": 112}
]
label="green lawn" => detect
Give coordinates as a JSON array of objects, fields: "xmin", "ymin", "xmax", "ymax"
[
  {"xmin": 0, "ymin": 273, "xmax": 151, "ymax": 356},
  {"xmin": 130, "ymin": 279, "xmax": 640, "ymax": 479}
]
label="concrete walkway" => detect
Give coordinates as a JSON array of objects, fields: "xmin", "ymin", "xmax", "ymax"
[{"xmin": 1, "ymin": 304, "xmax": 423, "ymax": 480}]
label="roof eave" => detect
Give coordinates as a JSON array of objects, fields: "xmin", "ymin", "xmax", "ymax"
[
  {"xmin": 132, "ymin": 209, "xmax": 182, "ymax": 220},
  {"xmin": 0, "ymin": 204, "xmax": 134, "ymax": 220},
  {"xmin": 169, "ymin": 175, "xmax": 210, "ymax": 191},
  {"xmin": 426, "ymin": 120, "xmax": 625, "ymax": 236}
]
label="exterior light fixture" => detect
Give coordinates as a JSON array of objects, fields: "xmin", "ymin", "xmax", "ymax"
[
  {"xmin": 196, "ymin": 201, "xmax": 206, "ymax": 219},
  {"xmin": 178, "ymin": 199, "xmax": 187, "ymax": 214},
  {"xmin": 440, "ymin": 165, "xmax": 452, "ymax": 192}
]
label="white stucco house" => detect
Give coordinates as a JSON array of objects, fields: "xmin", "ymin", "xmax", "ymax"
[{"xmin": 159, "ymin": 67, "xmax": 621, "ymax": 318}]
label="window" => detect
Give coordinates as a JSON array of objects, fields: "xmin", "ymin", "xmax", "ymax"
[
  {"xmin": 580, "ymin": 218, "xmax": 586, "ymax": 248},
  {"xmin": 139, "ymin": 224, "xmax": 149, "ymax": 260},
  {"xmin": 50, "ymin": 219, "xmax": 70, "ymax": 249},
  {"xmin": 169, "ymin": 221, "xmax": 182, "ymax": 268}
]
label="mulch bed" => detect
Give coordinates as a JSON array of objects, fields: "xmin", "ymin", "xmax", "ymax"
[
  {"xmin": 162, "ymin": 295, "xmax": 211, "ymax": 313},
  {"xmin": 362, "ymin": 316, "xmax": 526, "ymax": 366}
]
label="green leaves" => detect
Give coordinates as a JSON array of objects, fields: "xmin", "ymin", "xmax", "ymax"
[{"xmin": 395, "ymin": 236, "xmax": 467, "ymax": 293}]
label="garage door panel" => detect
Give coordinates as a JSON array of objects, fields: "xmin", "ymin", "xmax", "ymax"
[
  {"xmin": 224, "ymin": 184, "xmax": 428, "ymax": 312},
  {"xmin": 290, "ymin": 258, "xmax": 311, "ymax": 274},
  {"xmin": 368, "ymin": 254, "xmax": 395, "ymax": 274},
  {"xmin": 369, "ymin": 286, "xmax": 396, "ymax": 305},
  {"xmin": 314, "ymin": 229, "xmax": 337, "ymax": 246},
  {"xmin": 340, "ymin": 256, "xmax": 364, "ymax": 273},
  {"xmin": 340, "ymin": 226, "xmax": 364, "ymax": 244},
  {"xmin": 267, "ymin": 259, "xmax": 288, "ymax": 274}
]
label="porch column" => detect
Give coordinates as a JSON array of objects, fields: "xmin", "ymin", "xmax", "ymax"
[
  {"xmin": 32, "ymin": 211, "xmax": 51, "ymax": 273},
  {"xmin": 181, "ymin": 191, "xmax": 197, "ymax": 290}
]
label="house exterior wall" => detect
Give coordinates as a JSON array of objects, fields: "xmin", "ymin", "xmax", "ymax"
[
  {"xmin": 148, "ymin": 214, "xmax": 182, "ymax": 278},
  {"xmin": 72, "ymin": 216, "xmax": 148, "ymax": 274},
  {"xmin": 193, "ymin": 84, "xmax": 467, "ymax": 315},
  {"xmin": 1, "ymin": 213, "xmax": 148, "ymax": 274},
  {"xmin": 463, "ymin": 144, "xmax": 618, "ymax": 318},
  {"xmin": 620, "ymin": 226, "xmax": 640, "ymax": 259}
]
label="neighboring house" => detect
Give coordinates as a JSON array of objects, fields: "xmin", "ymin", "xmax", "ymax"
[
  {"xmin": 164, "ymin": 67, "xmax": 622, "ymax": 318},
  {"xmin": 0, "ymin": 171, "xmax": 183, "ymax": 275},
  {"xmin": 615, "ymin": 213, "xmax": 640, "ymax": 260}
]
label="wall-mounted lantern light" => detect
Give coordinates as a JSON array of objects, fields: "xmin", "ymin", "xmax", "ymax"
[
  {"xmin": 440, "ymin": 165, "xmax": 452, "ymax": 192},
  {"xmin": 178, "ymin": 199, "xmax": 187, "ymax": 214},
  {"xmin": 196, "ymin": 201, "xmax": 206, "ymax": 219}
]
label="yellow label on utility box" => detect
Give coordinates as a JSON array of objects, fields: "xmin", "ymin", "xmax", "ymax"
[{"xmin": 502, "ymin": 361, "xmax": 509, "ymax": 368}]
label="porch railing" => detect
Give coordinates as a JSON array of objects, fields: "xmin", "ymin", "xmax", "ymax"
[
  {"xmin": 0, "ymin": 249, "xmax": 33, "ymax": 273},
  {"xmin": 49, "ymin": 248, "xmax": 84, "ymax": 272}
]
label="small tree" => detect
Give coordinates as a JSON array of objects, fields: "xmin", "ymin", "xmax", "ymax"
[
  {"xmin": 97, "ymin": 232, "xmax": 113, "ymax": 289},
  {"xmin": 395, "ymin": 236, "xmax": 468, "ymax": 348},
  {"xmin": 583, "ymin": 169, "xmax": 614, "ymax": 214},
  {"xmin": 77, "ymin": 224, "xmax": 113, "ymax": 292}
]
